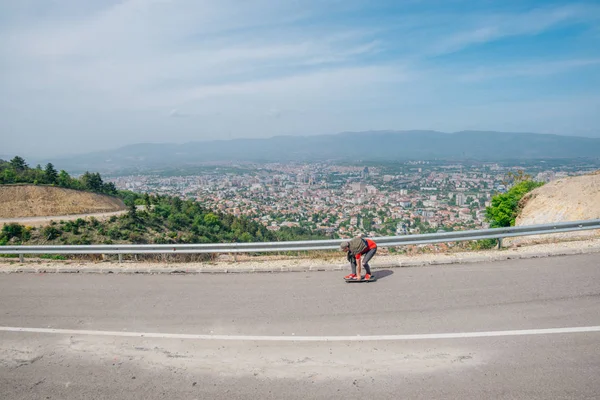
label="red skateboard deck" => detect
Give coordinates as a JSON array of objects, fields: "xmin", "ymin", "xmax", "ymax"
[{"xmin": 344, "ymin": 276, "xmax": 377, "ymax": 283}]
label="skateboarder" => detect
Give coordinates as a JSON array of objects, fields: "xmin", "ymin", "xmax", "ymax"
[{"xmin": 340, "ymin": 237, "xmax": 377, "ymax": 281}]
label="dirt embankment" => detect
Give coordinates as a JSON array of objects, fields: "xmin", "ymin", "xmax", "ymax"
[
  {"xmin": 0, "ymin": 185, "xmax": 126, "ymax": 219},
  {"xmin": 511, "ymin": 171, "xmax": 600, "ymax": 243}
]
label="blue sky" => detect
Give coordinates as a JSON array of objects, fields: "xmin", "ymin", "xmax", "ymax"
[{"xmin": 1, "ymin": 0, "xmax": 599, "ymax": 157}]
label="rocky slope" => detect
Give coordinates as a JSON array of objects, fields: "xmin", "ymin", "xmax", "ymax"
[
  {"xmin": 0, "ymin": 185, "xmax": 126, "ymax": 219},
  {"xmin": 511, "ymin": 171, "xmax": 600, "ymax": 243}
]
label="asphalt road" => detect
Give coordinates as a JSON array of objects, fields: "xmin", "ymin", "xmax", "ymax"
[{"xmin": 1, "ymin": 253, "xmax": 599, "ymax": 399}]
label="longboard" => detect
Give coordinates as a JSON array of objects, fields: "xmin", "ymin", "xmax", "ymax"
[{"xmin": 344, "ymin": 276, "xmax": 377, "ymax": 283}]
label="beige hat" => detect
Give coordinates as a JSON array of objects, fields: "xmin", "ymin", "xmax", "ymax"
[{"xmin": 339, "ymin": 241, "xmax": 350, "ymax": 250}]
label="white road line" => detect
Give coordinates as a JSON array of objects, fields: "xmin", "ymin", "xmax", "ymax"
[{"xmin": 1, "ymin": 326, "xmax": 600, "ymax": 341}]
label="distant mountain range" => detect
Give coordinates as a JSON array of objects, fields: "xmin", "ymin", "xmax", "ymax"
[{"xmin": 47, "ymin": 130, "xmax": 600, "ymax": 172}]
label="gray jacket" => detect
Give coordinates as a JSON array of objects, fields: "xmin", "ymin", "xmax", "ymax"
[{"xmin": 346, "ymin": 237, "xmax": 368, "ymax": 258}]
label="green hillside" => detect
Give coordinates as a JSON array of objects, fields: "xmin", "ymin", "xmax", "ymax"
[{"xmin": 0, "ymin": 156, "xmax": 328, "ymax": 247}]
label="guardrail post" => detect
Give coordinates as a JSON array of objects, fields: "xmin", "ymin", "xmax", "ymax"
[
  {"xmin": 19, "ymin": 254, "xmax": 24, "ymax": 263},
  {"xmin": 497, "ymin": 238, "xmax": 503, "ymax": 249},
  {"xmin": 118, "ymin": 254, "xmax": 123, "ymax": 263}
]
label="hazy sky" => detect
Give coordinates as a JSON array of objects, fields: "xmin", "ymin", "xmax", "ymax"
[{"xmin": 1, "ymin": 0, "xmax": 600, "ymax": 157}]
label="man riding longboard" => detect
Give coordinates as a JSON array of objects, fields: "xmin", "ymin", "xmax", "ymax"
[{"xmin": 340, "ymin": 237, "xmax": 377, "ymax": 282}]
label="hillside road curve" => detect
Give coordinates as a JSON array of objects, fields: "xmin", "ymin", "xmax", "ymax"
[
  {"xmin": 0, "ymin": 210, "xmax": 127, "ymax": 227},
  {"xmin": 0, "ymin": 206, "xmax": 147, "ymax": 227},
  {"xmin": 1, "ymin": 253, "xmax": 599, "ymax": 399}
]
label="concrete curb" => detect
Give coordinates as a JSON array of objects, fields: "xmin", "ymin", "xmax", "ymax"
[{"xmin": 1, "ymin": 245, "xmax": 599, "ymax": 275}]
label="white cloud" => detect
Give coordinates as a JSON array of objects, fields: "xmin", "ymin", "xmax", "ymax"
[
  {"xmin": 1, "ymin": 0, "xmax": 388, "ymax": 110},
  {"xmin": 0, "ymin": 0, "xmax": 599, "ymax": 156},
  {"xmin": 429, "ymin": 3, "xmax": 600, "ymax": 55},
  {"xmin": 456, "ymin": 58, "xmax": 600, "ymax": 82},
  {"xmin": 158, "ymin": 65, "xmax": 407, "ymax": 105}
]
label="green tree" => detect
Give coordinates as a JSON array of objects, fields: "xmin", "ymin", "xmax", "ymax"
[
  {"xmin": 362, "ymin": 217, "xmax": 373, "ymax": 231},
  {"xmin": 2, "ymin": 168, "xmax": 17, "ymax": 184},
  {"xmin": 103, "ymin": 182, "xmax": 118, "ymax": 195},
  {"xmin": 168, "ymin": 213, "xmax": 190, "ymax": 230},
  {"xmin": 239, "ymin": 232, "xmax": 253, "ymax": 242},
  {"xmin": 127, "ymin": 200, "xmax": 139, "ymax": 223},
  {"xmin": 143, "ymin": 193, "xmax": 152, "ymax": 209},
  {"xmin": 57, "ymin": 170, "xmax": 72, "ymax": 187},
  {"xmin": 44, "ymin": 163, "xmax": 58, "ymax": 184},
  {"xmin": 172, "ymin": 197, "xmax": 183, "ymax": 212},
  {"xmin": 80, "ymin": 172, "xmax": 103, "ymax": 192},
  {"xmin": 204, "ymin": 213, "xmax": 220, "ymax": 227},
  {"xmin": 10, "ymin": 156, "xmax": 28, "ymax": 171}
]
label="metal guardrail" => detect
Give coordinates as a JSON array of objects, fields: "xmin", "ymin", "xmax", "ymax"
[{"xmin": 2, "ymin": 219, "xmax": 600, "ymax": 262}]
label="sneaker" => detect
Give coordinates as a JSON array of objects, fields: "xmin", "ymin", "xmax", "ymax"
[
  {"xmin": 344, "ymin": 273, "xmax": 357, "ymax": 279},
  {"xmin": 364, "ymin": 274, "xmax": 372, "ymax": 280}
]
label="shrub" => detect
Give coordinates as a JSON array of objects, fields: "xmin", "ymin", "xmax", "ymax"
[
  {"xmin": 0, "ymin": 223, "xmax": 29, "ymax": 243},
  {"xmin": 486, "ymin": 180, "xmax": 545, "ymax": 227},
  {"xmin": 63, "ymin": 221, "xmax": 80, "ymax": 234},
  {"xmin": 42, "ymin": 226, "xmax": 62, "ymax": 241},
  {"xmin": 128, "ymin": 232, "xmax": 146, "ymax": 244},
  {"xmin": 107, "ymin": 228, "xmax": 120, "ymax": 240},
  {"xmin": 2, "ymin": 223, "xmax": 23, "ymax": 239}
]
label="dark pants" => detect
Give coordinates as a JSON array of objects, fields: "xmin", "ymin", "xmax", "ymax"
[{"xmin": 349, "ymin": 247, "xmax": 377, "ymax": 275}]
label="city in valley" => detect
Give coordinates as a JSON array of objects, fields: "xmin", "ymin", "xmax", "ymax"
[{"xmin": 108, "ymin": 160, "xmax": 597, "ymax": 239}]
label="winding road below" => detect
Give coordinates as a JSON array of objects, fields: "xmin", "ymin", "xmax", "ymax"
[
  {"xmin": 0, "ymin": 206, "xmax": 147, "ymax": 227},
  {"xmin": 0, "ymin": 210, "xmax": 127, "ymax": 227}
]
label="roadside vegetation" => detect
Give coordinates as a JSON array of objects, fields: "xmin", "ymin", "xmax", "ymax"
[
  {"xmin": 471, "ymin": 171, "xmax": 545, "ymax": 250},
  {"xmin": 486, "ymin": 171, "xmax": 545, "ymax": 228}
]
